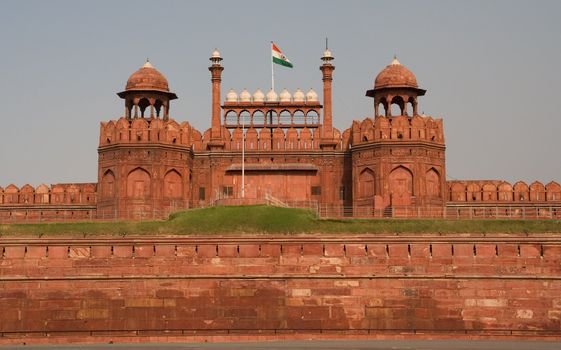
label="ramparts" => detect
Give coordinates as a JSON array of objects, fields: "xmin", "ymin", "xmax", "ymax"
[{"xmin": 1, "ymin": 235, "xmax": 560, "ymax": 344}]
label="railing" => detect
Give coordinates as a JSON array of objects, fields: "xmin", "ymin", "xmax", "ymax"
[
  {"xmin": 0, "ymin": 208, "xmax": 181, "ymax": 224},
  {"xmin": 2, "ymin": 201, "xmax": 561, "ymax": 224},
  {"xmin": 315, "ymin": 204, "xmax": 561, "ymax": 220}
]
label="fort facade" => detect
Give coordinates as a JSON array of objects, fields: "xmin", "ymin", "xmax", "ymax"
[{"xmin": 1, "ymin": 49, "xmax": 559, "ymax": 221}]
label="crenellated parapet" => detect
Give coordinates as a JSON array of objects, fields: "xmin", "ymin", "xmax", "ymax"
[
  {"xmin": 200, "ymin": 126, "xmax": 344, "ymax": 152},
  {"xmin": 349, "ymin": 115, "xmax": 444, "ymax": 147},
  {"xmin": 448, "ymin": 180, "xmax": 561, "ymax": 203},
  {"xmin": 0, "ymin": 183, "xmax": 97, "ymax": 205},
  {"xmin": 99, "ymin": 117, "xmax": 203, "ymax": 151}
]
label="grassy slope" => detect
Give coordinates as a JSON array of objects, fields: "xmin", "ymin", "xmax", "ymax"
[{"xmin": 1, "ymin": 205, "xmax": 560, "ymax": 237}]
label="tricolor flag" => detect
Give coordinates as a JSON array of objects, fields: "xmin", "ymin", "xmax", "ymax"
[{"xmin": 271, "ymin": 42, "xmax": 293, "ymax": 68}]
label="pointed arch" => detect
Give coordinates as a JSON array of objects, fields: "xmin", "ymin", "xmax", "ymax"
[
  {"xmin": 225, "ymin": 110, "xmax": 238, "ymax": 126},
  {"xmin": 482, "ymin": 183, "xmax": 497, "ymax": 201},
  {"xmin": 358, "ymin": 168, "xmax": 375, "ymax": 198},
  {"xmin": 279, "ymin": 109, "xmax": 291, "ymax": 125},
  {"xmin": 529, "ymin": 181, "xmax": 545, "ymax": 202},
  {"xmin": 389, "ymin": 165, "xmax": 414, "ymax": 196},
  {"xmin": 251, "ymin": 110, "xmax": 264, "ymax": 126},
  {"xmin": 450, "ymin": 182, "xmax": 466, "ymax": 202},
  {"xmin": 101, "ymin": 169, "xmax": 116, "ymax": 198},
  {"xmin": 426, "ymin": 168, "xmax": 441, "ymax": 198},
  {"xmin": 498, "ymin": 182, "xmax": 513, "ymax": 201},
  {"xmin": 466, "ymin": 183, "xmax": 481, "ymax": 202},
  {"xmin": 164, "ymin": 169, "xmax": 183, "ymax": 199},
  {"xmin": 127, "ymin": 167, "xmax": 151, "ymax": 199},
  {"xmin": 546, "ymin": 181, "xmax": 561, "ymax": 201},
  {"xmin": 19, "ymin": 184, "xmax": 34, "ymax": 204},
  {"xmin": 513, "ymin": 181, "xmax": 529, "ymax": 202}
]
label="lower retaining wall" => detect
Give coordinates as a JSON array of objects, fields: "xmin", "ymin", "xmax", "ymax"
[{"xmin": 1, "ymin": 236, "xmax": 561, "ymax": 344}]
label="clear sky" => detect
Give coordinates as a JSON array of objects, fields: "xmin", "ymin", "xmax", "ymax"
[{"xmin": 1, "ymin": 0, "xmax": 560, "ymax": 186}]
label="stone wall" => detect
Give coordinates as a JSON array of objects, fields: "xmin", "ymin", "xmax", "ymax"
[{"xmin": 1, "ymin": 236, "xmax": 560, "ymax": 344}]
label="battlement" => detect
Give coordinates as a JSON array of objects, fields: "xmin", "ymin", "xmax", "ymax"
[
  {"xmin": 203, "ymin": 126, "xmax": 344, "ymax": 152},
  {"xmin": 99, "ymin": 117, "xmax": 204, "ymax": 151},
  {"xmin": 350, "ymin": 115, "xmax": 444, "ymax": 147},
  {"xmin": 448, "ymin": 180, "xmax": 561, "ymax": 203},
  {"xmin": 0, "ymin": 183, "xmax": 97, "ymax": 205}
]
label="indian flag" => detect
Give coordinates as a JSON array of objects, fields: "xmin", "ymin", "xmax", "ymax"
[{"xmin": 272, "ymin": 42, "xmax": 293, "ymax": 68}]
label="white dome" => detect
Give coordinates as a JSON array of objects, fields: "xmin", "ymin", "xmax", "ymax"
[
  {"xmin": 306, "ymin": 88, "xmax": 318, "ymax": 102},
  {"xmin": 279, "ymin": 88, "xmax": 291, "ymax": 102},
  {"xmin": 211, "ymin": 49, "xmax": 221, "ymax": 59},
  {"xmin": 266, "ymin": 89, "xmax": 278, "ymax": 102},
  {"xmin": 225, "ymin": 89, "xmax": 238, "ymax": 102},
  {"xmin": 239, "ymin": 89, "xmax": 251, "ymax": 102},
  {"xmin": 293, "ymin": 88, "xmax": 305, "ymax": 102},
  {"xmin": 323, "ymin": 49, "xmax": 332, "ymax": 59},
  {"xmin": 253, "ymin": 89, "xmax": 265, "ymax": 102}
]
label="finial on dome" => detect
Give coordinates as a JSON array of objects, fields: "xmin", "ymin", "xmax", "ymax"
[
  {"xmin": 210, "ymin": 48, "xmax": 223, "ymax": 64},
  {"xmin": 143, "ymin": 58, "xmax": 154, "ymax": 68},
  {"xmin": 391, "ymin": 55, "xmax": 400, "ymax": 66},
  {"xmin": 322, "ymin": 37, "xmax": 334, "ymax": 62}
]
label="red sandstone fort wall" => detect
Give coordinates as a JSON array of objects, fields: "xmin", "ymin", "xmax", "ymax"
[{"xmin": 1, "ymin": 236, "xmax": 560, "ymax": 343}]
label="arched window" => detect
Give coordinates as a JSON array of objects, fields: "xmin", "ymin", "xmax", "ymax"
[
  {"xmin": 279, "ymin": 110, "xmax": 291, "ymax": 125},
  {"xmin": 389, "ymin": 166, "xmax": 413, "ymax": 196},
  {"xmin": 138, "ymin": 98, "xmax": 150, "ymax": 118},
  {"xmin": 306, "ymin": 110, "xmax": 319, "ymax": 124},
  {"xmin": 390, "ymin": 96, "xmax": 405, "ymax": 116},
  {"xmin": 293, "ymin": 110, "xmax": 305, "ymax": 125},
  {"xmin": 154, "ymin": 99, "xmax": 163, "ymax": 118},
  {"xmin": 266, "ymin": 110, "xmax": 278, "ymax": 126},
  {"xmin": 359, "ymin": 168, "xmax": 375, "ymax": 198},
  {"xmin": 378, "ymin": 101, "xmax": 387, "ymax": 117},
  {"xmin": 127, "ymin": 168, "xmax": 151, "ymax": 199},
  {"xmin": 426, "ymin": 168, "xmax": 441, "ymax": 198},
  {"xmin": 101, "ymin": 170, "xmax": 116, "ymax": 198},
  {"xmin": 164, "ymin": 169, "xmax": 183, "ymax": 199},
  {"xmin": 225, "ymin": 110, "xmax": 238, "ymax": 126},
  {"xmin": 252, "ymin": 110, "xmax": 264, "ymax": 126},
  {"xmin": 239, "ymin": 111, "xmax": 251, "ymax": 127}
]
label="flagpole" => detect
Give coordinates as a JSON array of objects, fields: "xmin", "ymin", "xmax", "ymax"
[
  {"xmin": 270, "ymin": 41, "xmax": 275, "ymax": 92},
  {"xmin": 241, "ymin": 104, "xmax": 245, "ymax": 199}
]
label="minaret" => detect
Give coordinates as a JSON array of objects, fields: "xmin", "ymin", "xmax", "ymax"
[
  {"xmin": 320, "ymin": 44, "xmax": 337, "ymax": 149},
  {"xmin": 208, "ymin": 49, "xmax": 225, "ymax": 149}
]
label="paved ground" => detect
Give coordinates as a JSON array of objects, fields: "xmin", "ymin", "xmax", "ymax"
[{"xmin": 4, "ymin": 340, "xmax": 561, "ymax": 350}]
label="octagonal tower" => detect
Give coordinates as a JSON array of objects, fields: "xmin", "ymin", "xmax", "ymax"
[
  {"xmin": 97, "ymin": 61, "xmax": 192, "ymax": 219},
  {"xmin": 351, "ymin": 57, "xmax": 446, "ymax": 213}
]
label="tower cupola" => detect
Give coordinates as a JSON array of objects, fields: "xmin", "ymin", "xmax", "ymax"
[
  {"xmin": 117, "ymin": 60, "xmax": 177, "ymax": 120},
  {"xmin": 366, "ymin": 56, "xmax": 426, "ymax": 117}
]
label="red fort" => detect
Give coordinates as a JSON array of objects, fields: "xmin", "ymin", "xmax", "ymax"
[{"xmin": 0, "ymin": 49, "xmax": 560, "ymax": 220}]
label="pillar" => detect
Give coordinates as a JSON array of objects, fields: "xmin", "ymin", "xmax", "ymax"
[{"xmin": 209, "ymin": 59, "xmax": 224, "ymax": 141}]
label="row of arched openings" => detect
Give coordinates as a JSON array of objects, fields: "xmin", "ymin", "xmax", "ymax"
[
  {"xmin": 225, "ymin": 110, "xmax": 320, "ymax": 126},
  {"xmin": 100, "ymin": 168, "xmax": 184, "ymax": 199},
  {"xmin": 376, "ymin": 96, "xmax": 418, "ymax": 117},
  {"xmin": 358, "ymin": 167, "xmax": 441, "ymax": 198}
]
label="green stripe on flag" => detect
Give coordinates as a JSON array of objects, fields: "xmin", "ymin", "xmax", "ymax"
[{"xmin": 273, "ymin": 56, "xmax": 293, "ymax": 68}]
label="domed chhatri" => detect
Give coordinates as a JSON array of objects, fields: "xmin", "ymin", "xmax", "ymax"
[
  {"xmin": 279, "ymin": 88, "xmax": 292, "ymax": 102},
  {"xmin": 374, "ymin": 56, "xmax": 418, "ymax": 89},
  {"xmin": 225, "ymin": 89, "xmax": 238, "ymax": 102},
  {"xmin": 124, "ymin": 60, "xmax": 172, "ymax": 93},
  {"xmin": 306, "ymin": 88, "xmax": 318, "ymax": 101},
  {"xmin": 293, "ymin": 88, "xmax": 305, "ymax": 102},
  {"xmin": 266, "ymin": 89, "xmax": 278, "ymax": 102},
  {"xmin": 239, "ymin": 89, "xmax": 252, "ymax": 102},
  {"xmin": 253, "ymin": 89, "xmax": 265, "ymax": 102},
  {"xmin": 117, "ymin": 60, "xmax": 177, "ymax": 120},
  {"xmin": 366, "ymin": 56, "xmax": 426, "ymax": 117}
]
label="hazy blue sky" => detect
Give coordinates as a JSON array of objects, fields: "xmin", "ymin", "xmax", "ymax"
[{"xmin": 1, "ymin": 0, "xmax": 560, "ymax": 186}]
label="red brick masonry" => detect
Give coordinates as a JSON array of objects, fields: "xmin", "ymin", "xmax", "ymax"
[{"xmin": 1, "ymin": 235, "xmax": 561, "ymax": 344}]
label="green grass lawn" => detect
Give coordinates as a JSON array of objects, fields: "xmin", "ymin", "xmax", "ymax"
[{"xmin": 1, "ymin": 205, "xmax": 561, "ymax": 237}]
